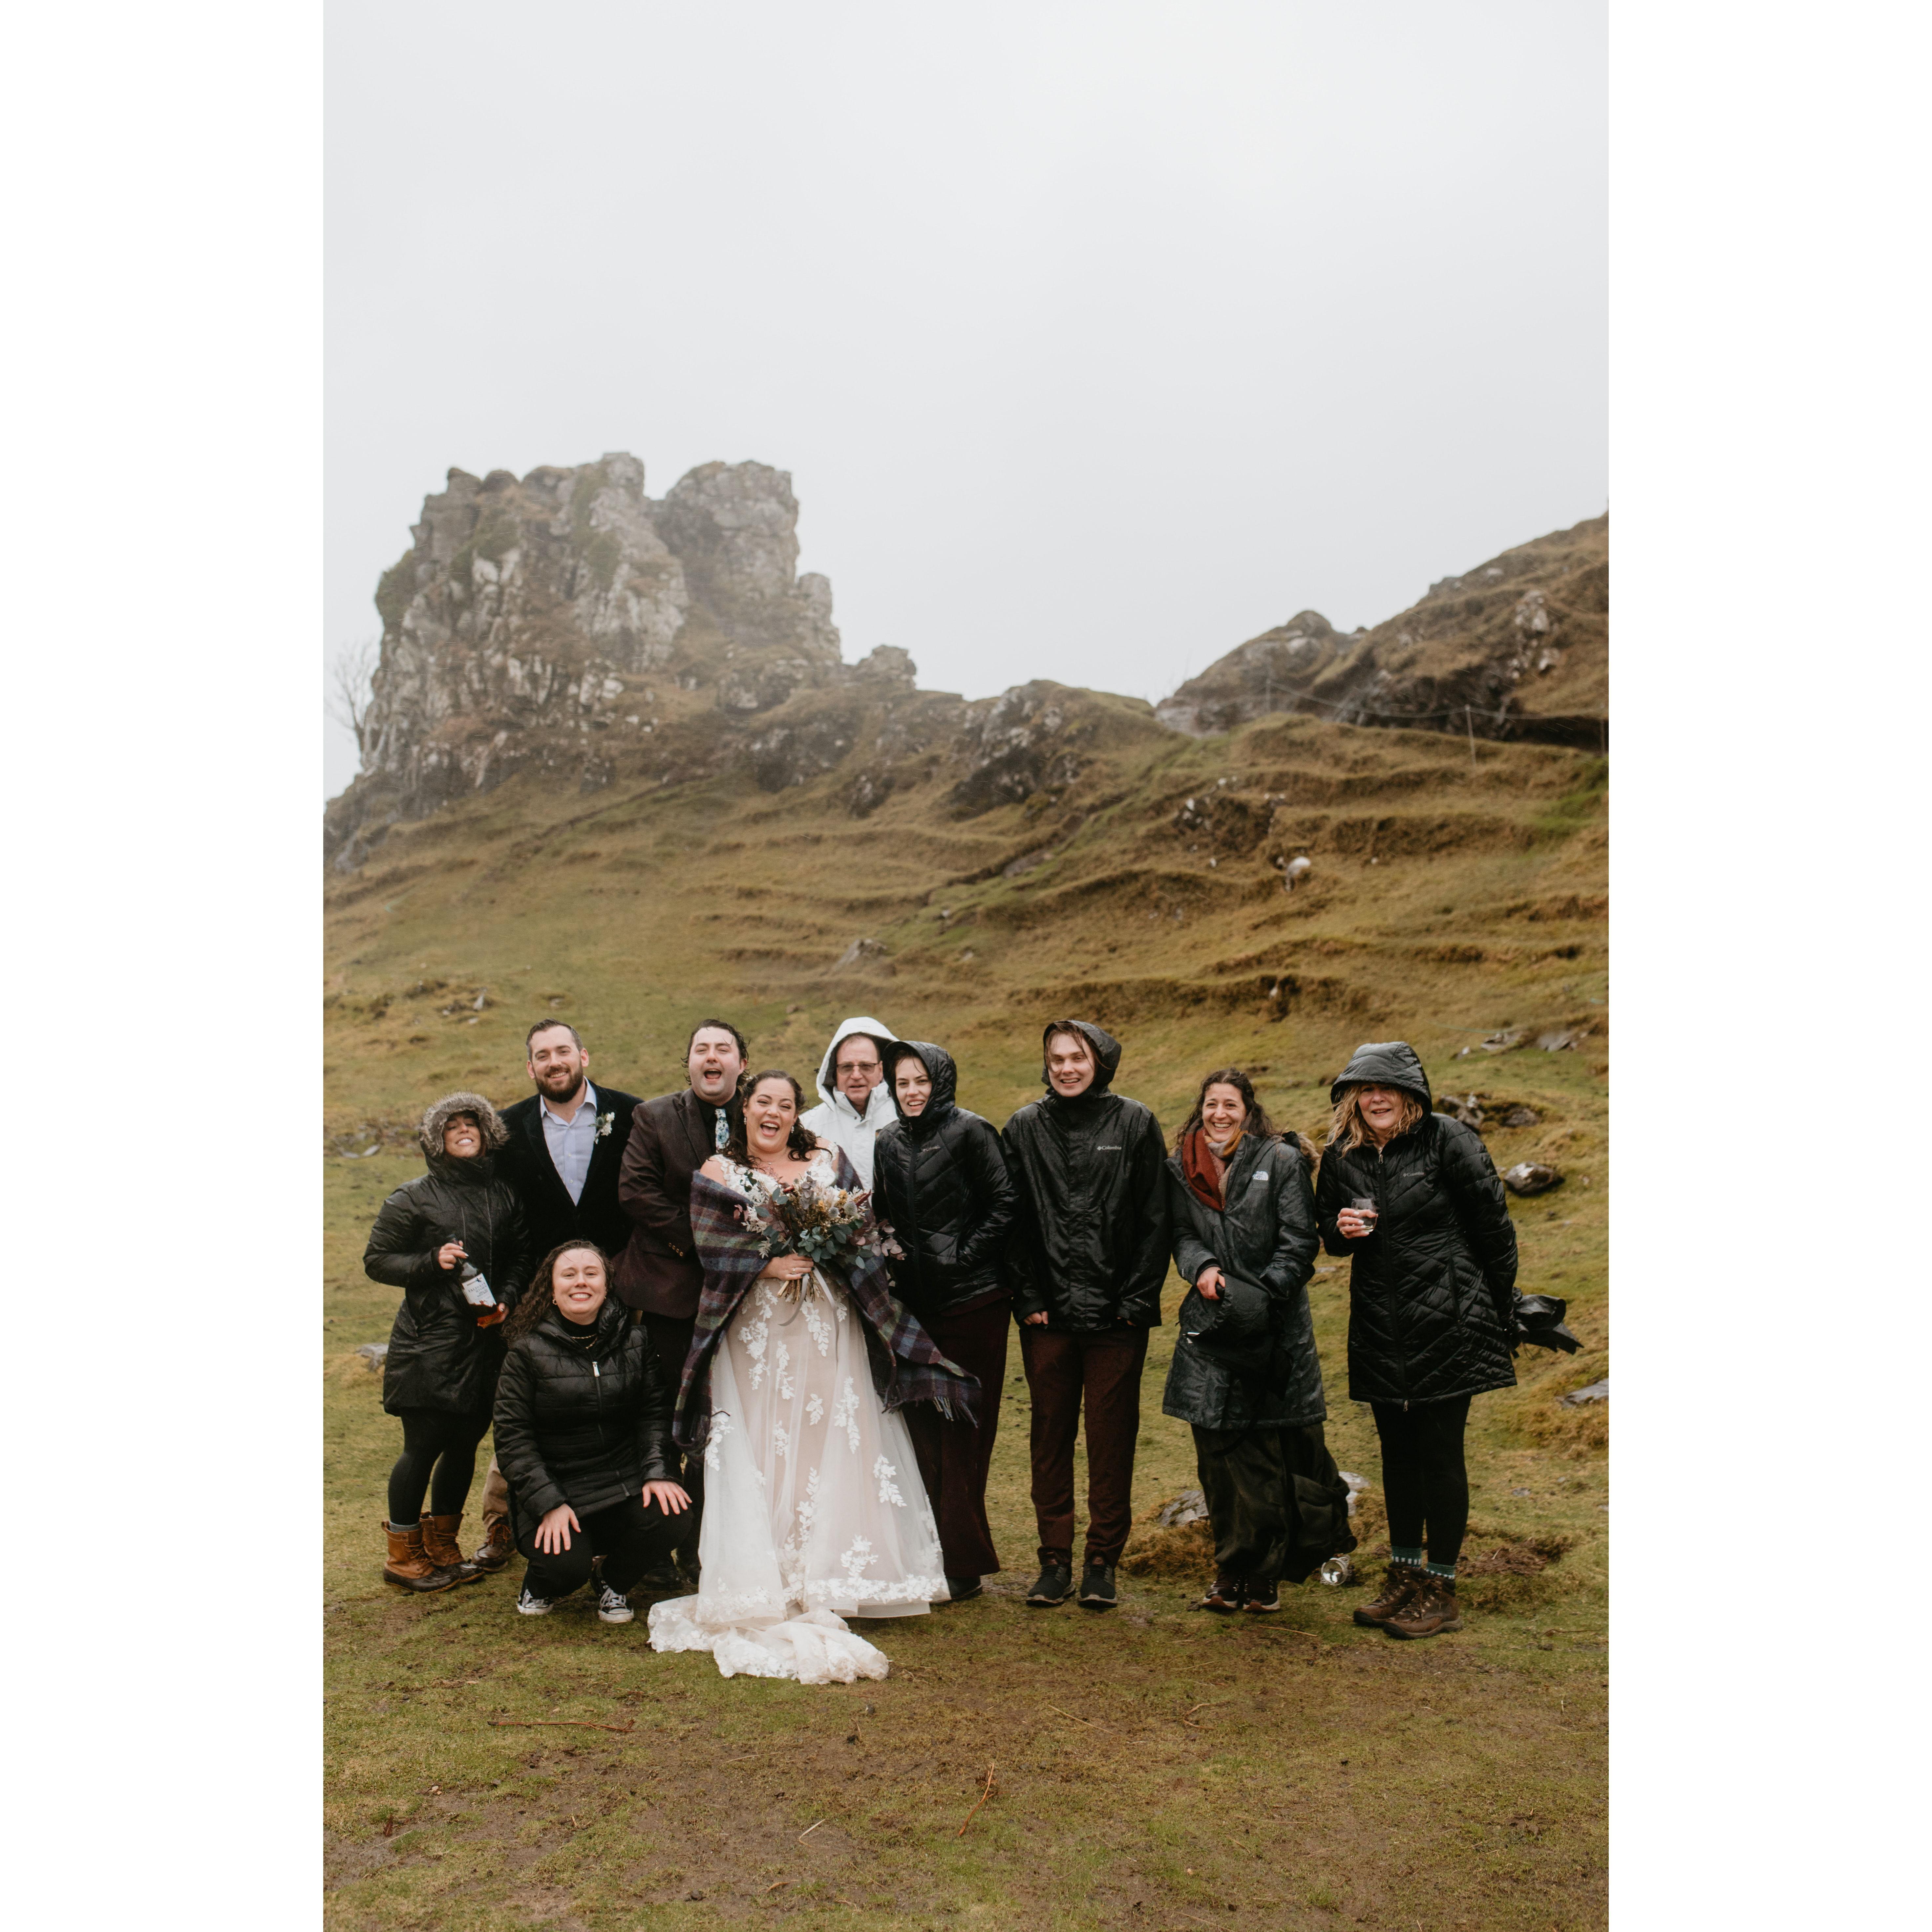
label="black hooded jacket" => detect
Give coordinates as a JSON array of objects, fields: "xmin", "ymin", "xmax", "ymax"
[
  {"xmin": 1313, "ymin": 1041, "xmax": 1518, "ymax": 1406},
  {"xmin": 491, "ymin": 1296, "xmax": 676, "ymax": 1538},
  {"xmin": 871, "ymin": 1041, "xmax": 1017, "ymax": 1324},
  {"xmin": 1000, "ymin": 1021, "xmax": 1171, "ymax": 1330},
  {"xmin": 366, "ymin": 1131, "xmax": 534, "ymax": 1417}
]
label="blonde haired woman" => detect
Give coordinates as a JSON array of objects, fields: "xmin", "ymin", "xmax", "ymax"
[{"xmin": 1314, "ymin": 1042, "xmax": 1517, "ymax": 1640}]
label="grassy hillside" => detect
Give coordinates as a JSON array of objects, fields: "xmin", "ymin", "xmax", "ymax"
[{"xmin": 323, "ymin": 701, "xmax": 1608, "ymax": 1928}]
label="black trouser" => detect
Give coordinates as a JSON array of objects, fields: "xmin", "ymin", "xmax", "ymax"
[
  {"xmin": 1370, "ymin": 1396, "xmax": 1473, "ymax": 1567},
  {"xmin": 516, "ymin": 1496, "xmax": 683, "ymax": 1601},
  {"xmin": 638, "ymin": 1312, "xmax": 704, "ymax": 1567},
  {"xmin": 389, "ymin": 1407, "xmax": 492, "ymax": 1524}
]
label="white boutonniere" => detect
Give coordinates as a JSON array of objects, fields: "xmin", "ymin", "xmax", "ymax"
[{"xmin": 596, "ymin": 1111, "xmax": 615, "ymax": 1139}]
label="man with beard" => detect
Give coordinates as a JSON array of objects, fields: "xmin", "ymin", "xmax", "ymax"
[
  {"xmin": 798, "ymin": 1015, "xmax": 898, "ymax": 1190},
  {"xmin": 611, "ymin": 1018, "xmax": 749, "ymax": 1580},
  {"xmin": 1001, "ymin": 1019, "xmax": 1170, "ymax": 1613},
  {"xmin": 469, "ymin": 1021, "xmax": 643, "ymax": 1574}
]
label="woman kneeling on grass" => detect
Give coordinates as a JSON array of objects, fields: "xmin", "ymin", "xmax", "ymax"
[
  {"xmin": 1163, "ymin": 1067, "xmax": 1353, "ymax": 1614},
  {"xmin": 492, "ymin": 1241, "xmax": 691, "ymax": 1624},
  {"xmin": 1315, "ymin": 1042, "xmax": 1518, "ymax": 1640},
  {"xmin": 367, "ymin": 1092, "xmax": 533, "ymax": 1592}
]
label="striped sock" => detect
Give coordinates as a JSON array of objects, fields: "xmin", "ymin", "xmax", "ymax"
[
  {"xmin": 1425, "ymin": 1561, "xmax": 1457, "ymax": 1580},
  {"xmin": 1391, "ymin": 1546, "xmax": 1424, "ymax": 1568}
]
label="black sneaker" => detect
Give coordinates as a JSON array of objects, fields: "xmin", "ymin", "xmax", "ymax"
[
  {"xmin": 635, "ymin": 1561, "xmax": 682, "ymax": 1595},
  {"xmin": 1026, "ymin": 1564, "xmax": 1073, "ymax": 1606},
  {"xmin": 1077, "ymin": 1562, "xmax": 1118, "ymax": 1610},
  {"xmin": 944, "ymin": 1575, "xmax": 983, "ymax": 1603},
  {"xmin": 1243, "ymin": 1577, "xmax": 1281, "ymax": 1613}
]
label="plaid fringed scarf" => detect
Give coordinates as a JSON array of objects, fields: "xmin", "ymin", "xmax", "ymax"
[{"xmin": 675, "ymin": 1149, "xmax": 980, "ymax": 1449}]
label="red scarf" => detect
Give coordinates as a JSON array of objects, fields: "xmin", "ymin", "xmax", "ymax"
[{"xmin": 1180, "ymin": 1125, "xmax": 1240, "ymax": 1211}]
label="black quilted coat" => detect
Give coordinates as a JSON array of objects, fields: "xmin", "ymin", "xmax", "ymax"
[
  {"xmin": 1163, "ymin": 1132, "xmax": 1327, "ymax": 1429},
  {"xmin": 1000, "ymin": 1020, "xmax": 1171, "ymax": 1330},
  {"xmin": 872, "ymin": 1041, "xmax": 1017, "ymax": 1323},
  {"xmin": 491, "ymin": 1296, "xmax": 676, "ymax": 1539},
  {"xmin": 1314, "ymin": 1041, "xmax": 1518, "ymax": 1406},
  {"xmin": 366, "ymin": 1147, "xmax": 533, "ymax": 1417}
]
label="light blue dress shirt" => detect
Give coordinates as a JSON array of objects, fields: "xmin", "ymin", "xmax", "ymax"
[{"xmin": 541, "ymin": 1080, "xmax": 600, "ymax": 1205}]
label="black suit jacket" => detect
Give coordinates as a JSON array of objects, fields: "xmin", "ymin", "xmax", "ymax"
[
  {"xmin": 613, "ymin": 1087, "xmax": 739, "ymax": 1318},
  {"xmin": 497, "ymin": 1086, "xmax": 643, "ymax": 1269}
]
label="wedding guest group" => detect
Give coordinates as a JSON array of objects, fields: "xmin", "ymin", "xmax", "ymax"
[{"xmin": 360, "ymin": 1015, "xmax": 1532, "ymax": 1669}]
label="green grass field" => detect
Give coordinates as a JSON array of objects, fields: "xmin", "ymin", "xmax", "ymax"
[{"xmin": 324, "ymin": 707, "xmax": 1608, "ymax": 1928}]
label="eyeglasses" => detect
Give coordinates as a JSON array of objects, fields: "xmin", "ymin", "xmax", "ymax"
[{"xmin": 839, "ymin": 1059, "xmax": 882, "ymax": 1075}]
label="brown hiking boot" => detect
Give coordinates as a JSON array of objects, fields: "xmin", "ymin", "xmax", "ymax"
[
  {"xmin": 471, "ymin": 1515, "xmax": 516, "ymax": 1574},
  {"xmin": 383, "ymin": 1521, "xmax": 456, "ymax": 1593},
  {"xmin": 1386, "ymin": 1573, "xmax": 1464, "ymax": 1640},
  {"xmin": 1352, "ymin": 1561, "xmax": 1423, "ymax": 1628},
  {"xmin": 421, "ymin": 1513, "xmax": 483, "ymax": 1584}
]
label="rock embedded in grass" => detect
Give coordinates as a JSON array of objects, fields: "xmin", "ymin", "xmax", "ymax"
[{"xmin": 1502, "ymin": 1162, "xmax": 1563, "ymax": 1196}]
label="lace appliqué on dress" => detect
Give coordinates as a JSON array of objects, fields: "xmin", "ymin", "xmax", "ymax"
[{"xmin": 874, "ymin": 1455, "xmax": 906, "ymax": 1507}]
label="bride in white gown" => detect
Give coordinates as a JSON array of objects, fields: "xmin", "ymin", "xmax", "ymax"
[{"xmin": 647, "ymin": 1070, "xmax": 979, "ymax": 1683}]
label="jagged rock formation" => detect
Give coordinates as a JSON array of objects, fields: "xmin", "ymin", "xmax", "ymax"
[
  {"xmin": 327, "ymin": 459, "xmax": 1608, "ymax": 871},
  {"xmin": 1156, "ymin": 515, "xmax": 1607, "ymax": 748},
  {"xmin": 327, "ymin": 454, "xmax": 851, "ymax": 866}
]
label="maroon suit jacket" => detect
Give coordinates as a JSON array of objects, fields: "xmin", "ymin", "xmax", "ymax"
[{"xmin": 612, "ymin": 1088, "xmax": 739, "ymax": 1317}]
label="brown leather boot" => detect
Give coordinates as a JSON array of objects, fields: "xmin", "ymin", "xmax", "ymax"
[
  {"xmin": 421, "ymin": 1513, "xmax": 483, "ymax": 1584},
  {"xmin": 471, "ymin": 1515, "xmax": 516, "ymax": 1574},
  {"xmin": 383, "ymin": 1521, "xmax": 456, "ymax": 1593},
  {"xmin": 1352, "ymin": 1560, "xmax": 1424, "ymax": 1628},
  {"xmin": 1386, "ymin": 1573, "xmax": 1464, "ymax": 1640}
]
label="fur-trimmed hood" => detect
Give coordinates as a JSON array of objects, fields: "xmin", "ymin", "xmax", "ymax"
[{"xmin": 419, "ymin": 1090, "xmax": 510, "ymax": 1171}]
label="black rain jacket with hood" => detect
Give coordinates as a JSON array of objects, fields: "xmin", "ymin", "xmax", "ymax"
[
  {"xmin": 1313, "ymin": 1042, "xmax": 1518, "ymax": 1407},
  {"xmin": 1000, "ymin": 1021, "xmax": 1171, "ymax": 1331},
  {"xmin": 871, "ymin": 1040, "xmax": 1018, "ymax": 1324},
  {"xmin": 366, "ymin": 1092, "xmax": 535, "ymax": 1416}
]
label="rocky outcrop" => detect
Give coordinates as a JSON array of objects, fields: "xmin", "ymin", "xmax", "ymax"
[
  {"xmin": 326, "ymin": 459, "xmax": 1608, "ymax": 872},
  {"xmin": 1156, "ymin": 516, "xmax": 1608, "ymax": 749},
  {"xmin": 327, "ymin": 453, "xmax": 850, "ymax": 867}
]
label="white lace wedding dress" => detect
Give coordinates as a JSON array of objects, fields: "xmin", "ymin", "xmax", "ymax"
[{"xmin": 647, "ymin": 1150, "xmax": 948, "ymax": 1683}]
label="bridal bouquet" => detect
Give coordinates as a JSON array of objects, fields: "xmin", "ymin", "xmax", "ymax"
[{"xmin": 739, "ymin": 1174, "xmax": 902, "ymax": 1272}]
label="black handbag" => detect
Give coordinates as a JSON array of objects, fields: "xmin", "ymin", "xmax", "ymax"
[
  {"xmin": 1513, "ymin": 1292, "xmax": 1582, "ymax": 1353},
  {"xmin": 1182, "ymin": 1272, "xmax": 1282, "ymax": 1384}
]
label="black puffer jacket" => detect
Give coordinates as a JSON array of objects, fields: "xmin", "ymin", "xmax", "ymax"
[
  {"xmin": 1163, "ymin": 1131, "xmax": 1326, "ymax": 1429},
  {"xmin": 491, "ymin": 1297, "xmax": 676, "ymax": 1539},
  {"xmin": 1314, "ymin": 1041, "xmax": 1518, "ymax": 1406},
  {"xmin": 872, "ymin": 1041, "xmax": 1017, "ymax": 1323},
  {"xmin": 1000, "ymin": 1021, "xmax": 1171, "ymax": 1330},
  {"xmin": 366, "ymin": 1096, "xmax": 534, "ymax": 1416}
]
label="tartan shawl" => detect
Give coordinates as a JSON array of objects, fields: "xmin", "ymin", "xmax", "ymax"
[{"xmin": 674, "ymin": 1147, "xmax": 980, "ymax": 1449}]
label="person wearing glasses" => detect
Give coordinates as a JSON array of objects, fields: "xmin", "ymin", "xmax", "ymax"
[{"xmin": 798, "ymin": 1015, "xmax": 898, "ymax": 1189}]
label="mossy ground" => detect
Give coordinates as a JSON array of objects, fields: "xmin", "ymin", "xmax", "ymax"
[{"xmin": 325, "ymin": 711, "xmax": 1607, "ymax": 1928}]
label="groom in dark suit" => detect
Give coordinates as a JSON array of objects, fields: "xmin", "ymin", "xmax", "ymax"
[
  {"xmin": 498, "ymin": 1020, "xmax": 642, "ymax": 1263},
  {"xmin": 612, "ymin": 1017, "xmax": 749, "ymax": 1578},
  {"xmin": 469, "ymin": 1020, "xmax": 643, "ymax": 1573}
]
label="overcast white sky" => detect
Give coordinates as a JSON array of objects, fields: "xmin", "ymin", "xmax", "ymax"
[{"xmin": 325, "ymin": 1, "xmax": 1605, "ymax": 797}]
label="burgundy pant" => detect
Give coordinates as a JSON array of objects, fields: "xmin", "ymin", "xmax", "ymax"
[
  {"xmin": 904, "ymin": 1297, "xmax": 1010, "ymax": 1580},
  {"xmin": 1019, "ymin": 1324, "xmax": 1150, "ymax": 1568}
]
